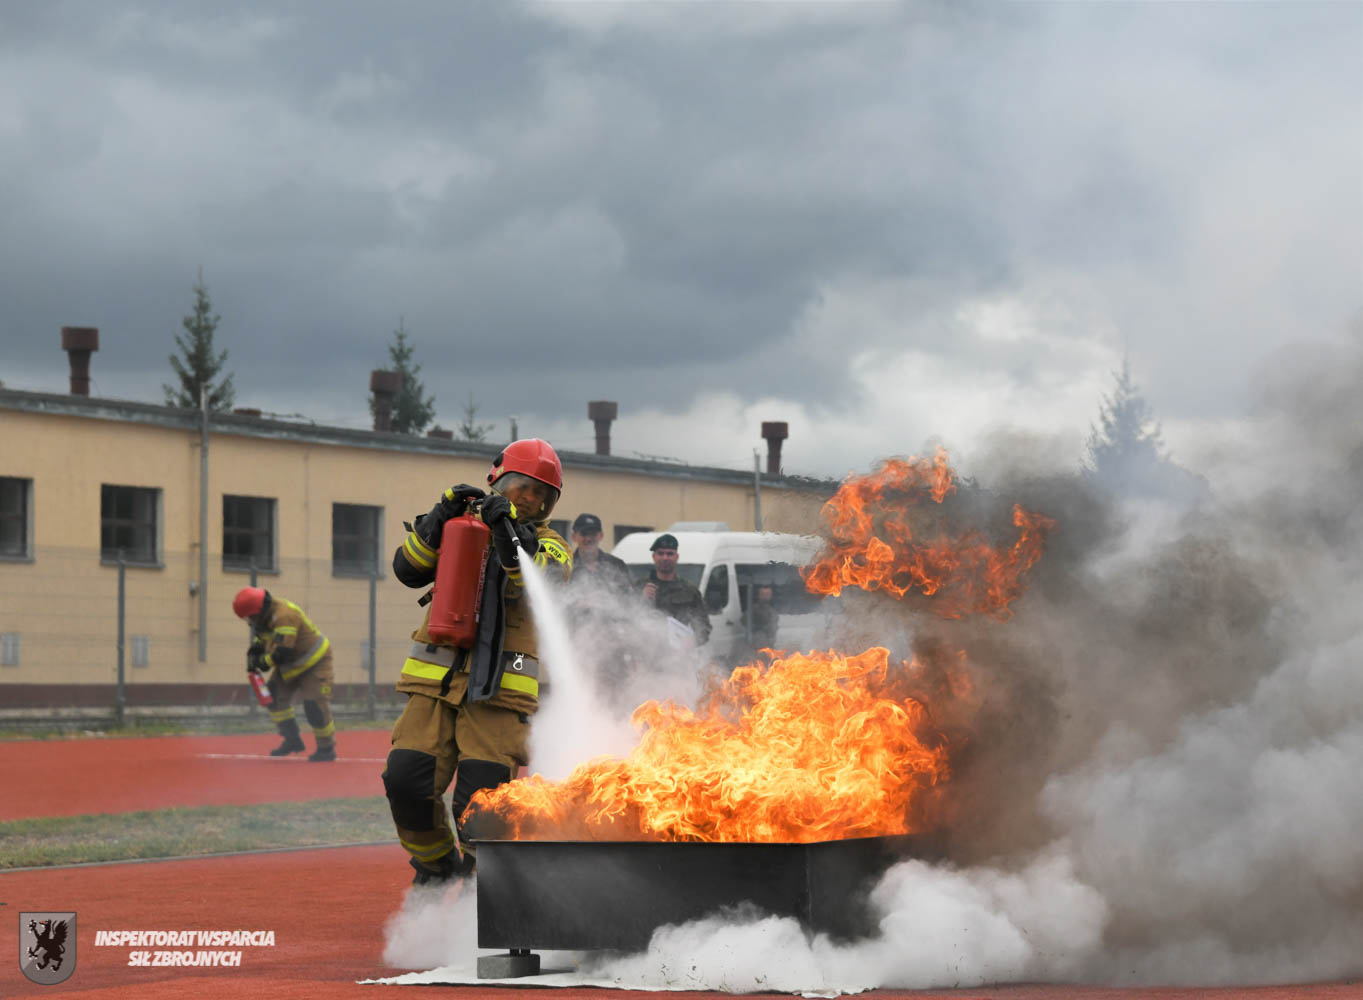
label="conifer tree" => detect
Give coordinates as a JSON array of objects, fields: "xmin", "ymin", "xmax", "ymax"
[
  {"xmin": 457, "ymin": 391, "xmax": 494, "ymax": 443},
  {"xmin": 371, "ymin": 319, "xmax": 435, "ymax": 435},
  {"xmin": 164, "ymin": 273, "xmax": 235, "ymax": 410},
  {"xmin": 1086, "ymin": 355, "xmax": 1164, "ymax": 480},
  {"xmin": 1085, "ymin": 356, "xmax": 1209, "ymax": 503}
]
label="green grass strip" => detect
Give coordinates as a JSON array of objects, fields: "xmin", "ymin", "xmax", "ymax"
[{"xmin": 0, "ymin": 796, "xmax": 395, "ymax": 869}]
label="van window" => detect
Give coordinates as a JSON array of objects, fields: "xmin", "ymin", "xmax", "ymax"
[
  {"xmin": 736, "ymin": 562, "xmax": 823, "ymax": 614},
  {"xmin": 703, "ymin": 565, "xmax": 730, "ymax": 613}
]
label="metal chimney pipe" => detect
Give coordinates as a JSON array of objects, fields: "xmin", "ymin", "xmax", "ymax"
[
  {"xmin": 588, "ymin": 400, "xmax": 618, "ymax": 456},
  {"xmin": 761, "ymin": 421, "xmax": 788, "ymax": 477},
  {"xmin": 61, "ymin": 327, "xmax": 99, "ymax": 396},
  {"xmin": 370, "ymin": 370, "xmax": 403, "ymax": 432}
]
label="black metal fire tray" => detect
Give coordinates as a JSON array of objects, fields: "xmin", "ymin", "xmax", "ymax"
[{"xmin": 475, "ymin": 833, "xmax": 944, "ymax": 953}]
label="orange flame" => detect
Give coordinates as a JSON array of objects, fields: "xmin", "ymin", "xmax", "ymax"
[
  {"xmin": 467, "ymin": 647, "xmax": 948, "ymax": 842},
  {"xmin": 801, "ymin": 449, "xmax": 1055, "ymax": 619}
]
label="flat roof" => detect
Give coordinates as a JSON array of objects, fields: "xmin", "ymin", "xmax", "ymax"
[{"xmin": 0, "ymin": 387, "xmax": 838, "ymax": 493}]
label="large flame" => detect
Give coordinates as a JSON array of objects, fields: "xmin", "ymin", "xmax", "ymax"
[
  {"xmin": 802, "ymin": 449, "xmax": 1055, "ymax": 619},
  {"xmin": 468, "ymin": 450, "xmax": 1054, "ymax": 844},
  {"xmin": 467, "ymin": 647, "xmax": 948, "ymax": 842}
]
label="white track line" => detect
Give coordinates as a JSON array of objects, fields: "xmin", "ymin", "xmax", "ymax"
[{"xmin": 194, "ymin": 753, "xmax": 386, "ymax": 762}]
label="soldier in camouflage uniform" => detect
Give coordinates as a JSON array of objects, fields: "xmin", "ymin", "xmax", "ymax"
[{"xmin": 642, "ymin": 533, "xmax": 711, "ymax": 646}]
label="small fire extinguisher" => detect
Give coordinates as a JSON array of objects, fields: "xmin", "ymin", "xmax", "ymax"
[
  {"xmin": 248, "ymin": 670, "xmax": 273, "ymax": 708},
  {"xmin": 426, "ymin": 512, "xmax": 492, "ymax": 648}
]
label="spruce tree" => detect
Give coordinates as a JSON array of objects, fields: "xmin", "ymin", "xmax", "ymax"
[
  {"xmin": 1085, "ymin": 356, "xmax": 1209, "ymax": 503},
  {"xmin": 1086, "ymin": 355, "xmax": 1164, "ymax": 481},
  {"xmin": 164, "ymin": 273, "xmax": 235, "ymax": 410},
  {"xmin": 371, "ymin": 319, "xmax": 436, "ymax": 435},
  {"xmin": 457, "ymin": 391, "xmax": 494, "ymax": 443}
]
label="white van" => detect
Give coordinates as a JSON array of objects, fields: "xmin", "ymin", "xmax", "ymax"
[{"xmin": 610, "ymin": 525, "xmax": 838, "ymax": 663}]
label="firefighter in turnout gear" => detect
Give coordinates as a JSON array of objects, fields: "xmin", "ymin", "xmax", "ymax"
[
  {"xmin": 382, "ymin": 439, "xmax": 573, "ymax": 885},
  {"xmin": 232, "ymin": 588, "xmax": 338, "ymax": 762}
]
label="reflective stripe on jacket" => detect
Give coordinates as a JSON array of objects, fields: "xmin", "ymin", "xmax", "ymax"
[{"xmin": 401, "ymin": 642, "xmax": 540, "ymax": 698}]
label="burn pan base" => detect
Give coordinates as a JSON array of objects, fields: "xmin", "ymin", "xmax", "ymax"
[{"xmin": 475, "ymin": 833, "xmax": 944, "ymax": 954}]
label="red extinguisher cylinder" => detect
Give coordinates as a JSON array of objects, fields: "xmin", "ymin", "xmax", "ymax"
[
  {"xmin": 249, "ymin": 671, "xmax": 273, "ymax": 708},
  {"xmin": 426, "ymin": 513, "xmax": 491, "ymax": 648}
]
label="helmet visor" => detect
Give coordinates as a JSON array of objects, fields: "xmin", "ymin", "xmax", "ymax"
[{"xmin": 491, "ymin": 471, "xmax": 559, "ymax": 522}]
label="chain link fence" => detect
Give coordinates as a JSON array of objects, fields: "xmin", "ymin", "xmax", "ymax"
[{"xmin": 0, "ymin": 545, "xmax": 433, "ymax": 724}]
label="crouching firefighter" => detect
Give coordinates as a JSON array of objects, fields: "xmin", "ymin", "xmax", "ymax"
[
  {"xmin": 382, "ymin": 439, "xmax": 573, "ymax": 886},
  {"xmin": 232, "ymin": 587, "xmax": 338, "ymax": 762}
]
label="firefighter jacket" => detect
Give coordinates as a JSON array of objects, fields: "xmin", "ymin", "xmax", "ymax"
[
  {"xmin": 392, "ymin": 520, "xmax": 572, "ymax": 715},
  {"xmin": 250, "ymin": 598, "xmax": 332, "ymax": 682},
  {"xmin": 648, "ymin": 572, "xmax": 712, "ymax": 645}
]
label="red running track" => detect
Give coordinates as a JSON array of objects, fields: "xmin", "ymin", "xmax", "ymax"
[
  {"xmin": 0, "ymin": 729, "xmax": 395, "ymax": 820},
  {"xmin": 2, "ymin": 734, "xmax": 1361, "ymax": 999},
  {"xmin": 3, "ymin": 846, "xmax": 1360, "ymax": 1000}
]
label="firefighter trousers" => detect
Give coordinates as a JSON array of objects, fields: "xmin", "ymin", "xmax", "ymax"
[
  {"xmin": 266, "ymin": 655, "xmax": 336, "ymax": 750},
  {"xmin": 381, "ymin": 690, "xmax": 528, "ymax": 872}
]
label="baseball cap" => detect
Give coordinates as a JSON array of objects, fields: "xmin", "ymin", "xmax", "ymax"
[
  {"xmin": 572, "ymin": 513, "xmax": 603, "ymax": 535},
  {"xmin": 650, "ymin": 533, "xmax": 679, "ymax": 551}
]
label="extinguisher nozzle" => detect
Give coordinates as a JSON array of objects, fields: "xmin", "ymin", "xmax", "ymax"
[{"xmin": 503, "ymin": 522, "xmax": 523, "ymax": 565}]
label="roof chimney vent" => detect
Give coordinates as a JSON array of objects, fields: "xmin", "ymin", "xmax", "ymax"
[
  {"xmin": 61, "ymin": 326, "xmax": 99, "ymax": 396},
  {"xmin": 588, "ymin": 400, "xmax": 618, "ymax": 456},
  {"xmin": 761, "ymin": 421, "xmax": 788, "ymax": 477},
  {"xmin": 370, "ymin": 370, "xmax": 403, "ymax": 432}
]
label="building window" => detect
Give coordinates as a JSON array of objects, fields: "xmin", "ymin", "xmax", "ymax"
[
  {"xmin": 548, "ymin": 518, "xmax": 570, "ymax": 541},
  {"xmin": 614, "ymin": 524, "xmax": 652, "ymax": 546},
  {"xmin": 332, "ymin": 503, "xmax": 381, "ymax": 576},
  {"xmin": 1, "ymin": 632, "xmax": 19, "ymax": 666},
  {"xmin": 131, "ymin": 635, "xmax": 150, "ymax": 668},
  {"xmin": 0, "ymin": 477, "xmax": 32, "ymax": 560},
  {"xmin": 223, "ymin": 495, "xmax": 276, "ymax": 572},
  {"xmin": 101, "ymin": 485, "xmax": 160, "ymax": 565}
]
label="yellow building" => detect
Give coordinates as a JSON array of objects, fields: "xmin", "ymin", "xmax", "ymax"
[{"xmin": 0, "ymin": 382, "xmax": 831, "ymax": 713}]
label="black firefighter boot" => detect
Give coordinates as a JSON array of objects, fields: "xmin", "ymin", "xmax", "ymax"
[
  {"xmin": 270, "ymin": 717, "xmax": 306, "ymax": 756},
  {"xmin": 308, "ymin": 741, "xmax": 337, "ymax": 762}
]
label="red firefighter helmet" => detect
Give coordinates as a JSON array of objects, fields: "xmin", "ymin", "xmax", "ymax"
[
  {"xmin": 487, "ymin": 438, "xmax": 563, "ymax": 492},
  {"xmin": 232, "ymin": 586, "xmax": 268, "ymax": 619}
]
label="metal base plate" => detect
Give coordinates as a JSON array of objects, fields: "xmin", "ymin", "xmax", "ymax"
[{"xmin": 476, "ymin": 951, "xmax": 541, "ymax": 978}]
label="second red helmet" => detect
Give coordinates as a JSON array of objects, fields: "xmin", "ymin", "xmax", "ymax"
[{"xmin": 232, "ymin": 586, "xmax": 268, "ymax": 619}]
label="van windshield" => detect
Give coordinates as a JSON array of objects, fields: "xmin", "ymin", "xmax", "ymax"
[
  {"xmin": 736, "ymin": 562, "xmax": 825, "ymax": 614},
  {"xmin": 625, "ymin": 563, "xmax": 704, "ymax": 589}
]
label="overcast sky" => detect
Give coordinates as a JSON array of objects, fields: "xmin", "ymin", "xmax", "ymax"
[{"xmin": 2, "ymin": 1, "xmax": 1359, "ymax": 479}]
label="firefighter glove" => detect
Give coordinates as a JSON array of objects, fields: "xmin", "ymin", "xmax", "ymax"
[
  {"xmin": 478, "ymin": 493, "xmax": 516, "ymax": 527},
  {"xmin": 442, "ymin": 484, "xmax": 485, "ymax": 515},
  {"xmin": 490, "ymin": 520, "xmax": 525, "ymax": 570},
  {"xmin": 414, "ymin": 485, "xmax": 484, "ymax": 549},
  {"xmin": 246, "ymin": 647, "xmax": 267, "ymax": 673}
]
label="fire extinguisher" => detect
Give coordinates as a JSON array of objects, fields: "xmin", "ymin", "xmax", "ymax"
[
  {"xmin": 426, "ymin": 512, "xmax": 492, "ymax": 648},
  {"xmin": 248, "ymin": 670, "xmax": 273, "ymax": 708}
]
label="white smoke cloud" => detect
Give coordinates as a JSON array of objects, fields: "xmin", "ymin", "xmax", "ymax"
[
  {"xmin": 586, "ymin": 851, "xmax": 1106, "ymax": 992},
  {"xmin": 381, "ymin": 879, "xmax": 478, "ymax": 971},
  {"xmin": 403, "ymin": 328, "xmax": 1363, "ymax": 993}
]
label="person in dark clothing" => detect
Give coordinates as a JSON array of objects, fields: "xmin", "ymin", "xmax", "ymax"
[
  {"xmin": 750, "ymin": 584, "xmax": 779, "ymax": 650},
  {"xmin": 642, "ymin": 533, "xmax": 711, "ymax": 646},
  {"xmin": 567, "ymin": 513, "xmax": 633, "ymax": 596}
]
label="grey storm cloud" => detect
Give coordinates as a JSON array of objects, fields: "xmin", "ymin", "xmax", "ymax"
[{"xmin": 1, "ymin": 1, "xmax": 1359, "ymax": 471}]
